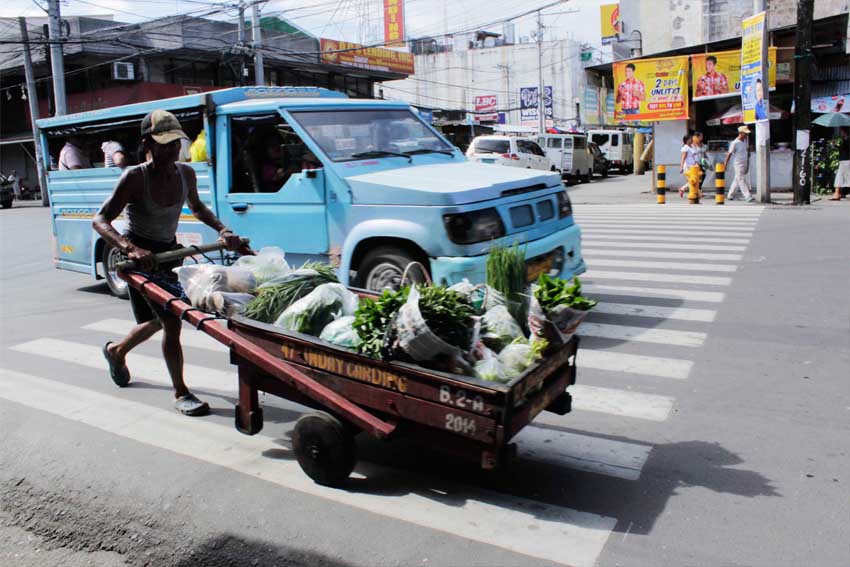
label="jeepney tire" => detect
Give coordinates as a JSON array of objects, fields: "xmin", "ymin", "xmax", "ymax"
[
  {"xmin": 601, "ymin": 167, "xmax": 609, "ymax": 178},
  {"xmin": 354, "ymin": 246, "xmax": 428, "ymax": 291},
  {"xmin": 581, "ymin": 172, "xmax": 591, "ymax": 183},
  {"xmin": 0, "ymin": 200, "xmax": 11, "ymax": 209},
  {"xmin": 293, "ymin": 412, "xmax": 357, "ymax": 487},
  {"xmin": 102, "ymin": 243, "xmax": 130, "ymax": 300}
]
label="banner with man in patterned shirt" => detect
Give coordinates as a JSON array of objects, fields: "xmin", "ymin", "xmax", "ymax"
[
  {"xmin": 613, "ymin": 56, "xmax": 689, "ymax": 122},
  {"xmin": 692, "ymin": 49, "xmax": 777, "ymax": 102}
]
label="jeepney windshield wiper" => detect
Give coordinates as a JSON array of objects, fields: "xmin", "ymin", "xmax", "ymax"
[
  {"xmin": 402, "ymin": 148, "xmax": 455, "ymax": 157},
  {"xmin": 350, "ymin": 150, "xmax": 411, "ymax": 162}
]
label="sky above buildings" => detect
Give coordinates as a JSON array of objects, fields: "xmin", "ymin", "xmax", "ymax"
[{"xmin": 2, "ymin": 0, "xmax": 610, "ymax": 48}]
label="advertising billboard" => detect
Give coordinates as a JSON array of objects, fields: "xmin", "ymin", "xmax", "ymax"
[
  {"xmin": 383, "ymin": 0, "xmax": 405, "ymax": 47},
  {"xmin": 473, "ymin": 94, "xmax": 499, "ymax": 122},
  {"xmin": 612, "ymin": 56, "xmax": 689, "ymax": 122},
  {"xmin": 600, "ymin": 4, "xmax": 621, "ymax": 45},
  {"xmin": 741, "ymin": 11, "xmax": 768, "ymax": 124},
  {"xmin": 691, "ymin": 48, "xmax": 776, "ymax": 101},
  {"xmin": 520, "ymin": 86, "xmax": 553, "ymax": 127},
  {"xmin": 320, "ymin": 39, "xmax": 414, "ymax": 75}
]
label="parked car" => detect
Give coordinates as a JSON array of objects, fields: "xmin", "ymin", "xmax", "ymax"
[
  {"xmin": 38, "ymin": 87, "xmax": 585, "ymax": 298},
  {"xmin": 466, "ymin": 135, "xmax": 555, "ymax": 172},
  {"xmin": 0, "ymin": 174, "xmax": 14, "ymax": 209},
  {"xmin": 537, "ymin": 133, "xmax": 594, "ymax": 184},
  {"xmin": 588, "ymin": 142, "xmax": 610, "ymax": 177},
  {"xmin": 588, "ymin": 129, "xmax": 633, "ymax": 173}
]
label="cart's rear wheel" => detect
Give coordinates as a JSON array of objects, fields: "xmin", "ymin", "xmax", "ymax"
[
  {"xmin": 103, "ymin": 243, "xmax": 129, "ymax": 299},
  {"xmin": 292, "ymin": 412, "xmax": 356, "ymax": 486}
]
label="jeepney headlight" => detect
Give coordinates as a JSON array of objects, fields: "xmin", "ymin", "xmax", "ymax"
[
  {"xmin": 557, "ymin": 191, "xmax": 572, "ymax": 218},
  {"xmin": 443, "ymin": 208, "xmax": 506, "ymax": 244}
]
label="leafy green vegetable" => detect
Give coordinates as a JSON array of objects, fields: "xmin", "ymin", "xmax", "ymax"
[
  {"xmin": 242, "ymin": 262, "xmax": 338, "ymax": 323},
  {"xmin": 486, "ymin": 242, "xmax": 528, "ymax": 325},
  {"xmin": 533, "ymin": 274, "xmax": 598, "ymax": 313},
  {"xmin": 354, "ymin": 288, "xmax": 410, "ymax": 359}
]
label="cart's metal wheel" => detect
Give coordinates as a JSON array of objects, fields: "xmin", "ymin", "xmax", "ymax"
[
  {"xmin": 103, "ymin": 243, "xmax": 129, "ymax": 299},
  {"xmin": 292, "ymin": 412, "xmax": 356, "ymax": 486}
]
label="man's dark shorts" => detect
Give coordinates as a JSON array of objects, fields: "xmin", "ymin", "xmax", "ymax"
[{"xmin": 125, "ymin": 232, "xmax": 183, "ymax": 324}]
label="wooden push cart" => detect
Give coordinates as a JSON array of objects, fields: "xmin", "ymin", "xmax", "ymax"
[{"xmin": 118, "ymin": 244, "xmax": 579, "ymax": 486}]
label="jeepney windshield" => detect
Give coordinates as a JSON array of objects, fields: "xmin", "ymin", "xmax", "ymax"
[{"xmin": 289, "ymin": 109, "xmax": 453, "ymax": 162}]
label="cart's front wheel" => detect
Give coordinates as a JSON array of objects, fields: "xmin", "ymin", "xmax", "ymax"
[
  {"xmin": 292, "ymin": 412, "xmax": 356, "ymax": 486},
  {"xmin": 103, "ymin": 243, "xmax": 129, "ymax": 299}
]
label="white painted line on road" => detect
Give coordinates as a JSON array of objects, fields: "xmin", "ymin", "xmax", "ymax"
[
  {"xmin": 586, "ymin": 258, "xmax": 737, "ymax": 273},
  {"xmin": 83, "ymin": 318, "xmax": 229, "ymax": 353},
  {"xmin": 582, "ymin": 239, "xmax": 748, "ymax": 251},
  {"xmin": 583, "ymin": 248, "xmax": 742, "ymax": 261},
  {"xmin": 10, "ymin": 338, "xmax": 235, "ymax": 393},
  {"xmin": 576, "ymin": 215, "xmax": 761, "ymax": 221},
  {"xmin": 0, "ymin": 369, "xmax": 616, "ymax": 567},
  {"xmin": 584, "ymin": 270, "xmax": 732, "ymax": 286},
  {"xmin": 580, "ymin": 322, "xmax": 706, "ymax": 348},
  {"xmin": 578, "ymin": 221, "xmax": 758, "ymax": 229},
  {"xmin": 582, "ymin": 284, "xmax": 726, "ymax": 303},
  {"xmin": 579, "ymin": 349, "xmax": 693, "ymax": 380},
  {"xmin": 575, "ymin": 204, "xmax": 764, "ymax": 211},
  {"xmin": 582, "ymin": 233, "xmax": 751, "ymax": 245},
  {"xmin": 569, "ymin": 384, "xmax": 674, "ymax": 422},
  {"xmin": 583, "ymin": 229, "xmax": 753, "ymax": 238},
  {"xmin": 516, "ymin": 426, "xmax": 652, "ymax": 481},
  {"xmin": 591, "ymin": 302, "xmax": 716, "ymax": 322}
]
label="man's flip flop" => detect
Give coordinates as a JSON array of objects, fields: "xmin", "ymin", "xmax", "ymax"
[
  {"xmin": 102, "ymin": 342, "xmax": 131, "ymax": 387},
  {"xmin": 174, "ymin": 394, "xmax": 210, "ymax": 417}
]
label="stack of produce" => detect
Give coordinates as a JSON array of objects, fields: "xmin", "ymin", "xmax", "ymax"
[
  {"xmin": 242, "ymin": 262, "xmax": 338, "ymax": 324},
  {"xmin": 528, "ymin": 274, "xmax": 597, "ymax": 345}
]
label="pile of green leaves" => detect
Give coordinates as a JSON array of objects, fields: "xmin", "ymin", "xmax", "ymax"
[
  {"xmin": 486, "ymin": 242, "xmax": 528, "ymax": 323},
  {"xmin": 354, "ymin": 288, "xmax": 409, "ymax": 359},
  {"xmin": 242, "ymin": 261, "xmax": 338, "ymax": 323},
  {"xmin": 534, "ymin": 274, "xmax": 598, "ymax": 313}
]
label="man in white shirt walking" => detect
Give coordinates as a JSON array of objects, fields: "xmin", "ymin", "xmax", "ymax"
[{"xmin": 723, "ymin": 126, "xmax": 754, "ymax": 202}]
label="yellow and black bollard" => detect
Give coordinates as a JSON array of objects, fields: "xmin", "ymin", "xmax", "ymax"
[
  {"xmin": 656, "ymin": 165, "xmax": 666, "ymax": 204},
  {"xmin": 687, "ymin": 165, "xmax": 701, "ymax": 204},
  {"xmin": 715, "ymin": 163, "xmax": 725, "ymax": 204}
]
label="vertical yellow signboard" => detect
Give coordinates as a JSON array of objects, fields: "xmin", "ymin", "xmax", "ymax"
[
  {"xmin": 741, "ymin": 11, "xmax": 768, "ymax": 124},
  {"xmin": 600, "ymin": 4, "xmax": 621, "ymax": 45}
]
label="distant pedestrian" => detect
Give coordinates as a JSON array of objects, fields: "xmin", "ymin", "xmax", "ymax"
[
  {"xmin": 692, "ymin": 131, "xmax": 709, "ymax": 195},
  {"xmin": 678, "ymin": 135, "xmax": 696, "ymax": 198},
  {"xmin": 8, "ymin": 170, "xmax": 21, "ymax": 198},
  {"xmin": 724, "ymin": 126, "xmax": 754, "ymax": 202},
  {"xmin": 101, "ymin": 140, "xmax": 128, "ymax": 169},
  {"xmin": 830, "ymin": 127, "xmax": 850, "ymax": 201}
]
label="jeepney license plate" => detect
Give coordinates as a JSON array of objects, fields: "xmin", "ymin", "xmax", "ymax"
[
  {"xmin": 526, "ymin": 255, "xmax": 554, "ymax": 282},
  {"xmin": 481, "ymin": 158, "xmax": 496, "ymax": 164}
]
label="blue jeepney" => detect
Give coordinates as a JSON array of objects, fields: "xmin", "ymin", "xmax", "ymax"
[{"xmin": 37, "ymin": 86, "xmax": 584, "ymax": 297}]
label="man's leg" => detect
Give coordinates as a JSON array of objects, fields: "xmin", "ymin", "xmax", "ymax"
[
  {"xmin": 159, "ymin": 314, "xmax": 188, "ymax": 397},
  {"xmin": 737, "ymin": 166, "xmax": 753, "ymax": 201},
  {"xmin": 107, "ymin": 320, "xmax": 161, "ymax": 365},
  {"xmin": 726, "ymin": 175, "xmax": 739, "ymax": 200}
]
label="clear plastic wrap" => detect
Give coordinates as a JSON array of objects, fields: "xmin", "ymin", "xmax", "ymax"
[
  {"xmin": 319, "ymin": 316, "xmax": 361, "ymax": 349},
  {"xmin": 274, "ymin": 283, "xmax": 359, "ymax": 336},
  {"xmin": 497, "ymin": 342, "xmax": 536, "ymax": 379},
  {"xmin": 474, "ymin": 346, "xmax": 509, "ymax": 383},
  {"xmin": 448, "ymin": 279, "xmax": 505, "ymax": 314},
  {"xmin": 173, "ymin": 264, "xmax": 256, "ymax": 312},
  {"xmin": 235, "ymin": 246, "xmax": 290, "ymax": 285},
  {"xmin": 480, "ymin": 305, "xmax": 524, "ymax": 351},
  {"xmin": 209, "ymin": 292, "xmax": 254, "ymax": 318}
]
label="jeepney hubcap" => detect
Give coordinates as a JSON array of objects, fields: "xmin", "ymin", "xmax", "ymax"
[
  {"xmin": 366, "ymin": 262, "xmax": 404, "ymax": 291},
  {"xmin": 106, "ymin": 247, "xmax": 128, "ymax": 294}
]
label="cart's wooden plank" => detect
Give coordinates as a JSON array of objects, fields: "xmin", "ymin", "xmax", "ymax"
[{"xmin": 506, "ymin": 370, "xmax": 573, "ymax": 440}]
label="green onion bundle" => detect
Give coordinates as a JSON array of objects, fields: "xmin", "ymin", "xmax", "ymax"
[{"xmin": 242, "ymin": 261, "xmax": 338, "ymax": 324}]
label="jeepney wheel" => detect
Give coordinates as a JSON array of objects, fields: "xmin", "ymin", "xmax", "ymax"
[
  {"xmin": 103, "ymin": 243, "xmax": 129, "ymax": 299},
  {"xmin": 354, "ymin": 246, "xmax": 428, "ymax": 291},
  {"xmin": 1, "ymin": 200, "xmax": 11, "ymax": 209},
  {"xmin": 292, "ymin": 412, "xmax": 357, "ymax": 487}
]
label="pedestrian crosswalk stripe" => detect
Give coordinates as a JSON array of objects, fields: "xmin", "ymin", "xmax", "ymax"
[
  {"xmin": 569, "ymin": 385, "xmax": 674, "ymax": 422},
  {"xmin": 575, "ymin": 204, "xmax": 763, "ymax": 211},
  {"xmin": 576, "ymin": 215, "xmax": 761, "ymax": 222},
  {"xmin": 579, "ymin": 349, "xmax": 693, "ymax": 380},
  {"xmin": 578, "ymin": 221, "xmax": 758, "ymax": 229},
  {"xmin": 0, "ymin": 369, "xmax": 616, "ymax": 567},
  {"xmin": 11, "ymin": 338, "xmax": 235, "ymax": 392},
  {"xmin": 584, "ymin": 270, "xmax": 732, "ymax": 286},
  {"xmin": 582, "ymin": 283, "xmax": 726, "ymax": 303},
  {"xmin": 582, "ymin": 233, "xmax": 750, "ymax": 245},
  {"xmin": 582, "ymin": 240, "xmax": 748, "ymax": 252},
  {"xmin": 591, "ymin": 302, "xmax": 716, "ymax": 322},
  {"xmin": 584, "ymin": 228, "xmax": 753, "ymax": 238},
  {"xmin": 583, "ymin": 248, "xmax": 743, "ymax": 261},
  {"xmin": 586, "ymin": 258, "xmax": 738, "ymax": 273},
  {"xmin": 580, "ymin": 322, "xmax": 706, "ymax": 348},
  {"xmin": 515, "ymin": 426, "xmax": 652, "ymax": 481},
  {"xmin": 83, "ymin": 318, "xmax": 228, "ymax": 353}
]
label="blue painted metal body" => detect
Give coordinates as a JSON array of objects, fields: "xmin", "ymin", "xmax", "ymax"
[{"xmin": 38, "ymin": 86, "xmax": 585, "ymax": 287}]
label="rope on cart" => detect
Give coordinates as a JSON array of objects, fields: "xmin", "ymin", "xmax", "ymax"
[
  {"xmin": 189, "ymin": 244, "xmax": 217, "ymax": 265},
  {"xmin": 193, "ymin": 315, "xmax": 222, "ymax": 331}
]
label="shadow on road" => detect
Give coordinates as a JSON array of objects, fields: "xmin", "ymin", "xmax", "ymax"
[{"xmin": 173, "ymin": 533, "xmax": 356, "ymax": 567}]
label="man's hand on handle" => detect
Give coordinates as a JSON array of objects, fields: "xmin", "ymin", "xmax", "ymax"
[
  {"xmin": 126, "ymin": 245, "xmax": 156, "ymax": 271},
  {"xmin": 218, "ymin": 229, "xmax": 244, "ymax": 253}
]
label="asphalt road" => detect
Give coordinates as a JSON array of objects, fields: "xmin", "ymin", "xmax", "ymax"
[{"xmin": 0, "ymin": 192, "xmax": 848, "ymax": 567}]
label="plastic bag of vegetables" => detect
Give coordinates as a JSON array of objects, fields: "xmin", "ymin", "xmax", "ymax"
[
  {"xmin": 393, "ymin": 286, "xmax": 475, "ymax": 375},
  {"xmin": 235, "ymin": 246, "xmax": 290, "ymax": 285},
  {"xmin": 274, "ymin": 283, "xmax": 359, "ymax": 336},
  {"xmin": 498, "ymin": 341, "xmax": 537, "ymax": 379},
  {"xmin": 173, "ymin": 264, "xmax": 256, "ymax": 312},
  {"xmin": 480, "ymin": 305, "xmax": 524, "ymax": 351},
  {"xmin": 319, "ymin": 316, "xmax": 361, "ymax": 349},
  {"xmin": 209, "ymin": 292, "xmax": 254, "ymax": 318},
  {"xmin": 448, "ymin": 279, "xmax": 505, "ymax": 314},
  {"xmin": 242, "ymin": 262, "xmax": 338, "ymax": 324},
  {"xmin": 474, "ymin": 346, "xmax": 509, "ymax": 383},
  {"xmin": 528, "ymin": 275, "xmax": 597, "ymax": 346}
]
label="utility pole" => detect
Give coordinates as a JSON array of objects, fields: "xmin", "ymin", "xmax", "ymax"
[
  {"xmin": 793, "ymin": 0, "xmax": 814, "ymax": 205},
  {"xmin": 536, "ymin": 10, "xmax": 545, "ymax": 134},
  {"xmin": 237, "ymin": 1, "xmax": 247, "ymax": 86},
  {"xmin": 47, "ymin": 0, "xmax": 66, "ymax": 115},
  {"xmin": 19, "ymin": 17, "xmax": 49, "ymax": 206},
  {"xmin": 250, "ymin": 0, "xmax": 265, "ymax": 86},
  {"xmin": 753, "ymin": 0, "xmax": 770, "ymax": 203}
]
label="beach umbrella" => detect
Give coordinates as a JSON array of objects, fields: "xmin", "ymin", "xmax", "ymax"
[{"xmin": 812, "ymin": 112, "xmax": 850, "ymax": 127}]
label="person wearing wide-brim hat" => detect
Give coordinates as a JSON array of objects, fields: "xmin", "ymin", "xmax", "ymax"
[
  {"xmin": 723, "ymin": 125, "xmax": 755, "ymax": 203},
  {"xmin": 93, "ymin": 110, "xmax": 244, "ymax": 416}
]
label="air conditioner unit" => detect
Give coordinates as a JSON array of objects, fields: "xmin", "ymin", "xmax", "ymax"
[{"xmin": 112, "ymin": 62, "xmax": 135, "ymax": 81}]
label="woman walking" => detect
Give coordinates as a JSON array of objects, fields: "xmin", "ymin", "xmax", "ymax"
[{"xmin": 678, "ymin": 134, "xmax": 697, "ymax": 198}]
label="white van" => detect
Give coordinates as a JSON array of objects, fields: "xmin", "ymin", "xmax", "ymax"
[
  {"xmin": 466, "ymin": 135, "xmax": 554, "ymax": 172},
  {"xmin": 588, "ymin": 129, "xmax": 634, "ymax": 174},
  {"xmin": 537, "ymin": 133, "xmax": 594, "ymax": 183}
]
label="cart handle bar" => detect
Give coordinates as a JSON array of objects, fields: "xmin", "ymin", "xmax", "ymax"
[
  {"xmin": 115, "ymin": 239, "xmax": 252, "ymax": 272},
  {"xmin": 120, "ymin": 272, "xmax": 397, "ymax": 440}
]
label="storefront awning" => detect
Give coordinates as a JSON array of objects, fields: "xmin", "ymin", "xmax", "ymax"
[{"xmin": 706, "ymin": 103, "xmax": 790, "ymax": 126}]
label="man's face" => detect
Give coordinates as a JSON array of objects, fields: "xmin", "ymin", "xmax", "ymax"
[
  {"xmin": 705, "ymin": 60, "xmax": 716, "ymax": 73},
  {"xmin": 755, "ymin": 81, "xmax": 764, "ymax": 101},
  {"xmin": 625, "ymin": 67, "xmax": 635, "ymax": 79},
  {"xmin": 149, "ymin": 139, "xmax": 180, "ymax": 164}
]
